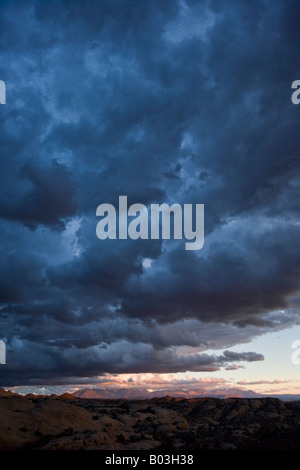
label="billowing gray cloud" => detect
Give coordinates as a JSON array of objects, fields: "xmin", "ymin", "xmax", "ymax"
[
  {"xmin": 0, "ymin": 0, "xmax": 300, "ymax": 386},
  {"xmin": 1, "ymin": 160, "xmax": 77, "ymax": 229}
]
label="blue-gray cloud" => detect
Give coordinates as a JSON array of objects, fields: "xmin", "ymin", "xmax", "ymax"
[{"xmin": 0, "ymin": 0, "xmax": 300, "ymax": 386}]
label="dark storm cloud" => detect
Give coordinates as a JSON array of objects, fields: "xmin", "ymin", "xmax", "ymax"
[
  {"xmin": 118, "ymin": 220, "xmax": 300, "ymax": 323},
  {"xmin": 0, "ymin": 335, "xmax": 264, "ymax": 387},
  {"xmin": 1, "ymin": 160, "xmax": 77, "ymax": 229},
  {"xmin": 0, "ymin": 251, "xmax": 46, "ymax": 303},
  {"xmin": 0, "ymin": 0, "xmax": 300, "ymax": 385}
]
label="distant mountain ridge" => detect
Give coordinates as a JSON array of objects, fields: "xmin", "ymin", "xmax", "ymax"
[{"xmin": 73, "ymin": 387, "xmax": 300, "ymax": 401}]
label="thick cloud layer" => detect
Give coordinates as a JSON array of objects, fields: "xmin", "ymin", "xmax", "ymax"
[{"xmin": 0, "ymin": 0, "xmax": 300, "ymax": 386}]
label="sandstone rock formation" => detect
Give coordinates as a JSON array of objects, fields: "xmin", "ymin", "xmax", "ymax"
[{"xmin": 0, "ymin": 388, "xmax": 300, "ymax": 450}]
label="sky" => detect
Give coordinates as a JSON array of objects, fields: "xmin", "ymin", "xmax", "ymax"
[{"xmin": 0, "ymin": 0, "xmax": 300, "ymax": 396}]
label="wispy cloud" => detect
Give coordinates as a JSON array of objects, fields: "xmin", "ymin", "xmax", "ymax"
[{"xmin": 237, "ymin": 379, "xmax": 291, "ymax": 386}]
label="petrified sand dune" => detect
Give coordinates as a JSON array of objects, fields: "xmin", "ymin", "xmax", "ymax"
[
  {"xmin": 0, "ymin": 389, "xmax": 300, "ymax": 450},
  {"xmin": 0, "ymin": 394, "xmax": 96, "ymax": 450},
  {"xmin": 0, "ymin": 395, "xmax": 34, "ymax": 411},
  {"xmin": 0, "ymin": 388, "xmax": 19, "ymax": 397}
]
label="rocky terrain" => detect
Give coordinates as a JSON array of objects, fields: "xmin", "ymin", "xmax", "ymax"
[{"xmin": 0, "ymin": 388, "xmax": 300, "ymax": 450}]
